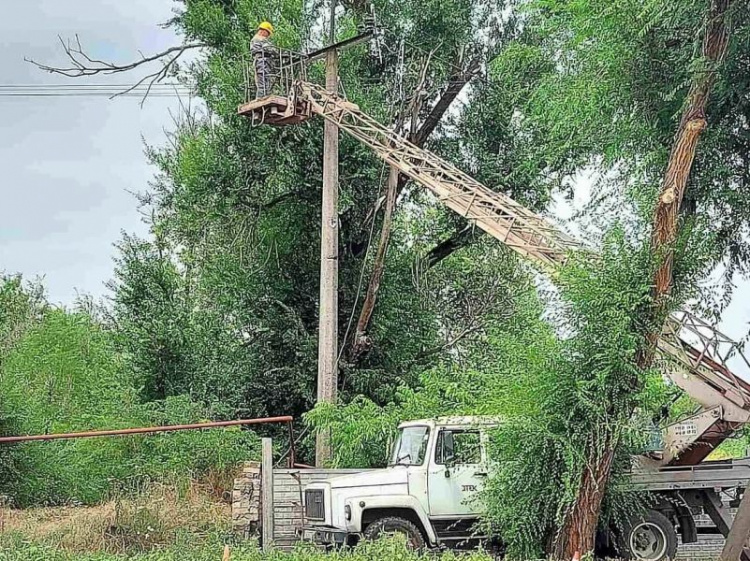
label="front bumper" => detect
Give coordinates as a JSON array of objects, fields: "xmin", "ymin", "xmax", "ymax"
[{"xmin": 301, "ymin": 526, "xmax": 349, "ymax": 546}]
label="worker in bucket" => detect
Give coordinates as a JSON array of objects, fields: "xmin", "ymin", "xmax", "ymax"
[{"xmin": 251, "ymin": 21, "xmax": 277, "ymax": 99}]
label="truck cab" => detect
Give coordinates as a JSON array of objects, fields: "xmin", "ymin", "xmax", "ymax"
[
  {"xmin": 302, "ymin": 416, "xmax": 497, "ymax": 548},
  {"xmin": 289, "ymin": 415, "xmax": 750, "ymax": 560}
]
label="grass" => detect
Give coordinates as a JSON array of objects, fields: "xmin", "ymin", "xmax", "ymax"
[
  {"xmin": 0, "ymin": 483, "xmax": 230, "ymax": 555},
  {"xmin": 0, "ymin": 485, "xmax": 495, "ymax": 561},
  {"xmin": 0, "ymin": 537, "xmax": 494, "ymax": 561}
]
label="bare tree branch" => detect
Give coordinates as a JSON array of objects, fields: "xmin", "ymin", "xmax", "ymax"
[
  {"xmin": 408, "ymin": 278, "xmax": 514, "ymax": 365},
  {"xmin": 410, "ymin": 56, "xmax": 481, "ymax": 147},
  {"xmin": 345, "ymin": 54, "xmax": 484, "ymax": 365},
  {"xmin": 409, "ymin": 323, "xmax": 482, "ymax": 364},
  {"xmin": 26, "ymin": 35, "xmax": 204, "ymax": 105},
  {"xmin": 349, "ymin": 167, "xmax": 399, "ymax": 362},
  {"xmin": 392, "ymin": 55, "xmax": 482, "ymax": 200}
]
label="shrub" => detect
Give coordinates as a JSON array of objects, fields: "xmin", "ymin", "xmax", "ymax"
[{"xmin": 0, "ymin": 310, "xmax": 259, "ymax": 506}]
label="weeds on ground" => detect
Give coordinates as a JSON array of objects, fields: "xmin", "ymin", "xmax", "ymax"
[
  {"xmin": 0, "ymin": 483, "xmax": 229, "ymax": 554},
  {"xmin": 0, "ymin": 536, "xmax": 495, "ymax": 561}
]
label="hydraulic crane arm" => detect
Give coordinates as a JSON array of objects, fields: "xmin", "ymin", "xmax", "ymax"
[
  {"xmin": 238, "ymin": 82, "xmax": 750, "ymax": 466},
  {"xmin": 298, "ymin": 82, "xmax": 581, "ymax": 270}
]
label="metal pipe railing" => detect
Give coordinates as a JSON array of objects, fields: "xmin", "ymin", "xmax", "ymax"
[{"xmin": 0, "ymin": 415, "xmax": 294, "ymax": 444}]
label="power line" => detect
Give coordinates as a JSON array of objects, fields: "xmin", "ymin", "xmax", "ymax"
[
  {"xmin": 0, "ymin": 93, "xmax": 189, "ymax": 98},
  {"xmin": 0, "ymin": 93, "xmax": 187, "ymax": 98},
  {"xmin": 0, "ymin": 82, "xmax": 193, "ymax": 99},
  {"xmin": 0, "ymin": 83, "xmax": 185, "ymax": 88}
]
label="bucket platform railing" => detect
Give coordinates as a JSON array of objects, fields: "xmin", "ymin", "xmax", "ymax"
[{"xmin": 239, "ymin": 48, "xmax": 312, "ymax": 126}]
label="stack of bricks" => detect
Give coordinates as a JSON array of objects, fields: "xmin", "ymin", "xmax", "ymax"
[
  {"xmin": 232, "ymin": 461, "xmax": 262, "ymax": 538},
  {"xmin": 675, "ymin": 507, "xmax": 738, "ymax": 561},
  {"xmin": 676, "ymin": 535, "xmax": 726, "ymax": 561}
]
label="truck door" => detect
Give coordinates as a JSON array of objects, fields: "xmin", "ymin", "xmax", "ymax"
[{"xmin": 427, "ymin": 428, "xmax": 486, "ymax": 517}]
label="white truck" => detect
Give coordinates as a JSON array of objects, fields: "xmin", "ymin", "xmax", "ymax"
[{"xmin": 300, "ymin": 416, "xmax": 750, "ymax": 561}]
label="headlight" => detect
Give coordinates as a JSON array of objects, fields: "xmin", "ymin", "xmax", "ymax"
[{"xmin": 345, "ymin": 504, "xmax": 351, "ymax": 521}]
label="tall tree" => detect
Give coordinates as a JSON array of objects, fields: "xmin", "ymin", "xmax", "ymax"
[
  {"xmin": 64, "ymin": 0, "xmax": 555, "ymax": 440},
  {"xmin": 553, "ymin": 2, "xmax": 735, "ymax": 557}
]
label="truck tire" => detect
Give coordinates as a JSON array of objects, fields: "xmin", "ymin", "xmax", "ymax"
[
  {"xmin": 363, "ymin": 516, "xmax": 426, "ymax": 550},
  {"xmin": 618, "ymin": 510, "xmax": 678, "ymax": 561}
]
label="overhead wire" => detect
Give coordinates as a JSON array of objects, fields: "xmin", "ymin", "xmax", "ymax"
[
  {"xmin": 0, "ymin": 93, "xmax": 187, "ymax": 98},
  {"xmin": 336, "ymin": 159, "xmax": 390, "ymax": 379},
  {"xmin": 0, "ymin": 83, "xmax": 185, "ymax": 88},
  {"xmin": 0, "ymin": 82, "xmax": 193, "ymax": 98}
]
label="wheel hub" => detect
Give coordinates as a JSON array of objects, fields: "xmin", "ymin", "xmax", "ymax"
[{"xmin": 629, "ymin": 522, "xmax": 668, "ymax": 561}]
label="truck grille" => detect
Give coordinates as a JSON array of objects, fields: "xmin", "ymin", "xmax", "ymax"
[{"xmin": 305, "ymin": 489, "xmax": 325, "ymax": 520}]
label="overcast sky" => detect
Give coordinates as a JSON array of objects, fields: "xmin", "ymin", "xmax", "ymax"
[
  {"xmin": 0, "ymin": 0, "xmax": 182, "ymax": 305},
  {"xmin": 1, "ymin": 1, "xmax": 748, "ymax": 376}
]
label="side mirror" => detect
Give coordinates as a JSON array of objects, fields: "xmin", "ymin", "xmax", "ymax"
[
  {"xmin": 443, "ymin": 452, "xmax": 456, "ymax": 478},
  {"xmin": 439, "ymin": 431, "xmax": 455, "ymax": 464}
]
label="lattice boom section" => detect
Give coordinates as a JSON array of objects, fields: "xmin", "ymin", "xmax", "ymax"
[
  {"xmin": 299, "ymin": 82, "xmax": 581, "ymax": 270},
  {"xmin": 295, "ymin": 81, "xmax": 750, "ymax": 422},
  {"xmin": 661, "ymin": 314, "xmax": 750, "ymax": 407}
]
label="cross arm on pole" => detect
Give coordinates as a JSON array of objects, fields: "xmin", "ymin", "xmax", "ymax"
[{"xmin": 304, "ymin": 31, "xmax": 374, "ymax": 63}]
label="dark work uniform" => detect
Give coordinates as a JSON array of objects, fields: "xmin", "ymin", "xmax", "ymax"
[{"xmin": 251, "ymin": 32, "xmax": 276, "ymax": 98}]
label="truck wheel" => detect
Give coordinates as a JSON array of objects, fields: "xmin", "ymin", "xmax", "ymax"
[
  {"xmin": 363, "ymin": 516, "xmax": 426, "ymax": 550},
  {"xmin": 618, "ymin": 510, "xmax": 677, "ymax": 561}
]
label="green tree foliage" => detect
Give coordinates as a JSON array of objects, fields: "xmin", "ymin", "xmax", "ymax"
[
  {"xmin": 8, "ymin": 0, "xmax": 748, "ymax": 550},
  {"xmin": 446, "ymin": 1, "xmax": 750, "ymax": 554},
  {"xmin": 0, "ymin": 275, "xmax": 45, "ymax": 361},
  {"xmin": 482, "ymin": 233, "xmax": 667, "ymax": 558},
  {"xmin": 109, "ymin": 235, "xmax": 193, "ymax": 403},
  {"xmin": 478, "ymin": 0, "xmax": 750, "ymax": 287},
  {"xmin": 0, "ymin": 276, "xmax": 48, "ymax": 487},
  {"xmin": 305, "ymin": 250, "xmax": 553, "ymax": 468},
  {"xmin": 307, "ymin": 231, "xmax": 673, "ymax": 557},
  {"xmin": 111, "ymin": 0, "xmax": 559, "ymax": 440},
  {"xmin": 0, "ymin": 277, "xmax": 258, "ymax": 507}
]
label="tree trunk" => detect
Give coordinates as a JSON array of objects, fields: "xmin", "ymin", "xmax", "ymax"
[
  {"xmin": 350, "ymin": 167, "xmax": 399, "ymax": 361},
  {"xmin": 553, "ymin": 440, "xmax": 617, "ymax": 560},
  {"xmin": 651, "ymin": 0, "xmax": 731, "ymax": 300},
  {"xmin": 346, "ymin": 62, "xmax": 480, "ymax": 363},
  {"xmin": 552, "ymin": 1, "xmax": 733, "ymax": 558},
  {"xmin": 720, "ymin": 485, "xmax": 750, "ymax": 561}
]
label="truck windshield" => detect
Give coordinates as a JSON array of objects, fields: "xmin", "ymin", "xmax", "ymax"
[{"xmin": 390, "ymin": 426, "xmax": 429, "ymax": 466}]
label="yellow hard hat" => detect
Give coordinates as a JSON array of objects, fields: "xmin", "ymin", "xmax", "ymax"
[{"xmin": 258, "ymin": 21, "xmax": 274, "ymax": 34}]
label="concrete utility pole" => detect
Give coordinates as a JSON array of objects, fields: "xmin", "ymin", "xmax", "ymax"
[{"xmin": 315, "ymin": 0, "xmax": 339, "ymax": 467}]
